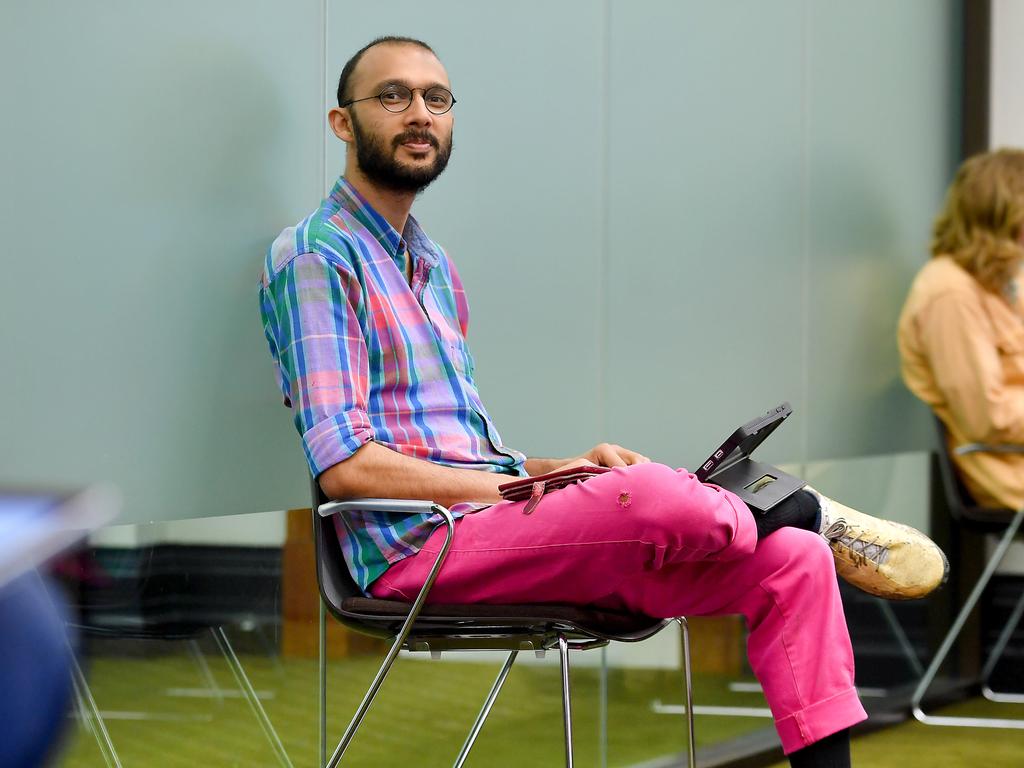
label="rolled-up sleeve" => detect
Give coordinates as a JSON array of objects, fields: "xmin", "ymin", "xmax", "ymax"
[{"xmin": 261, "ymin": 251, "xmax": 374, "ymax": 476}]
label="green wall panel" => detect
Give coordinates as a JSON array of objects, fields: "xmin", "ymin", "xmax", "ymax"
[
  {"xmin": 324, "ymin": 0, "xmax": 607, "ymax": 460},
  {"xmin": 0, "ymin": 0, "xmax": 960, "ymax": 523},
  {"xmin": 805, "ymin": 0, "xmax": 960, "ymax": 459},
  {"xmin": 1, "ymin": 0, "xmax": 322, "ymax": 522},
  {"xmin": 605, "ymin": 0, "xmax": 807, "ymax": 469}
]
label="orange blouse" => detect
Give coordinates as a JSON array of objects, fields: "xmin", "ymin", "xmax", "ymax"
[{"xmin": 898, "ymin": 255, "xmax": 1024, "ymax": 510}]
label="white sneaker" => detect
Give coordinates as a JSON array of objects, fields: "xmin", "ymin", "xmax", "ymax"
[{"xmin": 807, "ymin": 487, "xmax": 949, "ymax": 600}]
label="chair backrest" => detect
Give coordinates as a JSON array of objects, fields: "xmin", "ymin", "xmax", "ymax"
[
  {"xmin": 310, "ymin": 477, "xmax": 395, "ymax": 639},
  {"xmin": 933, "ymin": 416, "xmax": 1016, "ymax": 527},
  {"xmin": 933, "ymin": 416, "xmax": 972, "ymax": 522}
]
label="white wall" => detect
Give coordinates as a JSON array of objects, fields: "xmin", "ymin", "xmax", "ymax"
[{"xmin": 991, "ymin": 0, "xmax": 1024, "ymax": 146}]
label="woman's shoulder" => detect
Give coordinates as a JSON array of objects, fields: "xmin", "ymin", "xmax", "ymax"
[
  {"xmin": 900, "ymin": 256, "xmax": 986, "ymax": 339},
  {"xmin": 909, "ymin": 255, "xmax": 980, "ymax": 302}
]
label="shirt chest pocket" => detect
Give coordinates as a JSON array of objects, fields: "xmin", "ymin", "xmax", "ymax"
[
  {"xmin": 446, "ymin": 336, "xmax": 476, "ymax": 378},
  {"xmin": 420, "ymin": 286, "xmax": 475, "ymax": 378}
]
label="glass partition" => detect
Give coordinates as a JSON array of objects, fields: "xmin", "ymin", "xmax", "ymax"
[
  {"xmin": 52, "ymin": 509, "xmax": 788, "ymax": 767},
  {"xmin": 51, "ymin": 476, "xmax": 944, "ymax": 767},
  {"xmin": 1, "ymin": 0, "xmax": 963, "ymax": 765}
]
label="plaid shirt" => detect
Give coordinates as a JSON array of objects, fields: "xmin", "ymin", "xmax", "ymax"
[{"xmin": 259, "ymin": 177, "xmax": 526, "ymax": 589}]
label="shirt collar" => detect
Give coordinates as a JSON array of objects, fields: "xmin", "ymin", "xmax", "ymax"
[{"xmin": 330, "ymin": 177, "xmax": 439, "ymax": 267}]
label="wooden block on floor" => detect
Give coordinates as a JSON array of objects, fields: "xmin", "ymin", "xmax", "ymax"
[{"xmin": 687, "ymin": 615, "xmax": 745, "ymax": 676}]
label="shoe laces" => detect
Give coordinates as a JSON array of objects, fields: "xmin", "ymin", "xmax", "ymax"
[{"xmin": 821, "ymin": 519, "xmax": 889, "ymax": 570}]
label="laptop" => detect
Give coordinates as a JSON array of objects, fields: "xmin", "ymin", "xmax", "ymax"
[
  {"xmin": 0, "ymin": 486, "xmax": 120, "ymax": 589},
  {"xmin": 695, "ymin": 403, "xmax": 805, "ymax": 513}
]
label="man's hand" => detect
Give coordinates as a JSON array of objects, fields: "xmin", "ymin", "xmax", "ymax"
[
  {"xmin": 576, "ymin": 443, "xmax": 651, "ymax": 468},
  {"xmin": 524, "ymin": 444, "xmax": 652, "ymax": 476}
]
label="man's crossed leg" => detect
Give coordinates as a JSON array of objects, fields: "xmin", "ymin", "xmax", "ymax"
[{"xmin": 370, "ymin": 462, "xmax": 946, "ymax": 759}]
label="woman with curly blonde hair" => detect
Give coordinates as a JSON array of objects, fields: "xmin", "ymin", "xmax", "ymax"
[{"xmin": 899, "ymin": 148, "xmax": 1024, "ymax": 509}]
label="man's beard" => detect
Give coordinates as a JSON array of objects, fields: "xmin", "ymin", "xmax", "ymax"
[{"xmin": 350, "ymin": 112, "xmax": 452, "ymax": 194}]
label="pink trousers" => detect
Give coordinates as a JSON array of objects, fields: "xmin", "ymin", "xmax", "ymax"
[{"xmin": 369, "ymin": 462, "xmax": 867, "ymax": 754}]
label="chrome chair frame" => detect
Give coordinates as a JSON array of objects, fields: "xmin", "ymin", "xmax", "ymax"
[
  {"xmin": 312, "ymin": 480, "xmax": 697, "ymax": 768},
  {"xmin": 64, "ymin": 551, "xmax": 292, "ymax": 768},
  {"xmin": 911, "ymin": 419, "xmax": 1024, "ymax": 728},
  {"xmin": 68, "ymin": 622, "xmax": 292, "ymax": 768}
]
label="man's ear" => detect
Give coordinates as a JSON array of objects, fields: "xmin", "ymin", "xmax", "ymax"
[{"xmin": 328, "ymin": 107, "xmax": 354, "ymax": 144}]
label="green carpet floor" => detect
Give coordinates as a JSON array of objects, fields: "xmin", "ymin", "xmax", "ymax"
[
  {"xmin": 57, "ymin": 648, "xmax": 767, "ymax": 767},
  {"xmin": 764, "ymin": 697, "xmax": 1024, "ymax": 768},
  {"xmin": 59, "ymin": 646, "xmax": 1024, "ymax": 767}
]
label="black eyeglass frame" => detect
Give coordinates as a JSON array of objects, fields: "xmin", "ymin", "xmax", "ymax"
[{"xmin": 340, "ymin": 85, "xmax": 457, "ymax": 115}]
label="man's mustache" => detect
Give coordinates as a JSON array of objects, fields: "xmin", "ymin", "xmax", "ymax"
[{"xmin": 392, "ymin": 131, "xmax": 440, "ymax": 150}]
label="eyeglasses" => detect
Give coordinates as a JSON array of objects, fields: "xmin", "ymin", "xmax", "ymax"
[{"xmin": 341, "ymin": 84, "xmax": 457, "ymax": 115}]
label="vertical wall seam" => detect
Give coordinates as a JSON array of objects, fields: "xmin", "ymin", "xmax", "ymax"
[
  {"xmin": 598, "ymin": 0, "xmax": 612, "ymax": 441},
  {"xmin": 320, "ymin": 0, "xmax": 329, "ymax": 195},
  {"xmin": 800, "ymin": 0, "xmax": 811, "ymax": 471}
]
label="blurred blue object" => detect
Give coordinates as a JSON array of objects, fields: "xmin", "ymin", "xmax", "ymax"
[
  {"xmin": 0, "ymin": 573, "xmax": 74, "ymax": 768},
  {"xmin": 0, "ymin": 487, "xmax": 118, "ymax": 766}
]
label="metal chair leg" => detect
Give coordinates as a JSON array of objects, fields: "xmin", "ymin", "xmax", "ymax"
[
  {"xmin": 319, "ymin": 598, "xmax": 328, "ymax": 768},
  {"xmin": 325, "ymin": 508, "xmax": 456, "ymax": 767},
  {"xmin": 69, "ymin": 650, "xmax": 122, "ymax": 768},
  {"xmin": 598, "ymin": 645, "xmax": 608, "ymax": 768},
  {"xmin": 981, "ymin": 579, "xmax": 1024, "ymax": 703},
  {"xmin": 211, "ymin": 627, "xmax": 294, "ymax": 767},
  {"xmin": 327, "ymin": 632, "xmax": 408, "ymax": 766},
  {"xmin": 184, "ymin": 637, "xmax": 225, "ymax": 703},
  {"xmin": 651, "ymin": 618, "xmax": 771, "ymax": 724},
  {"xmin": 876, "ymin": 598, "xmax": 923, "ymax": 677},
  {"xmin": 558, "ymin": 635, "xmax": 574, "ymax": 768},
  {"xmin": 912, "ymin": 510, "xmax": 1024, "ymax": 727},
  {"xmin": 452, "ymin": 650, "xmax": 518, "ymax": 768},
  {"xmin": 677, "ymin": 618, "xmax": 697, "ymax": 768}
]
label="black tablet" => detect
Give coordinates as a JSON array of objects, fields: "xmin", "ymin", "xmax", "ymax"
[{"xmin": 695, "ymin": 403, "xmax": 805, "ymax": 513}]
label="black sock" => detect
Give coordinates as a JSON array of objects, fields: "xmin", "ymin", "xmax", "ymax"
[
  {"xmin": 787, "ymin": 728, "xmax": 851, "ymax": 768},
  {"xmin": 754, "ymin": 488, "xmax": 821, "ymax": 540}
]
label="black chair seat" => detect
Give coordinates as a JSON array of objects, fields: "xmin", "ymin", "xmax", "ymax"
[
  {"xmin": 934, "ymin": 416, "xmax": 1019, "ymax": 529},
  {"xmin": 312, "ymin": 484, "xmax": 697, "ymax": 767},
  {"xmin": 340, "ymin": 596, "xmax": 666, "ymax": 641},
  {"xmin": 960, "ymin": 507, "xmax": 1019, "ymax": 531}
]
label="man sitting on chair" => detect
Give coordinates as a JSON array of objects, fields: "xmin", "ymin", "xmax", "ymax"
[{"xmin": 259, "ymin": 36, "xmax": 947, "ymax": 768}]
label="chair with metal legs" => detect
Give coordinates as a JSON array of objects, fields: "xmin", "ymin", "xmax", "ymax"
[
  {"xmin": 911, "ymin": 417, "xmax": 1024, "ymax": 728},
  {"xmin": 64, "ymin": 551, "xmax": 294, "ymax": 768},
  {"xmin": 311, "ymin": 478, "xmax": 698, "ymax": 768}
]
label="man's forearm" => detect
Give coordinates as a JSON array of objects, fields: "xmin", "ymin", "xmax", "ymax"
[
  {"xmin": 319, "ymin": 441, "xmax": 508, "ymax": 506},
  {"xmin": 524, "ymin": 457, "xmax": 569, "ymax": 475}
]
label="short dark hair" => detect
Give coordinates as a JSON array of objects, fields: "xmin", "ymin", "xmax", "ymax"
[{"xmin": 336, "ymin": 36, "xmax": 437, "ymax": 106}]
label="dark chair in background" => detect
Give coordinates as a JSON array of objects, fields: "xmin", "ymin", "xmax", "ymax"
[
  {"xmin": 311, "ymin": 479, "xmax": 697, "ymax": 768},
  {"xmin": 911, "ymin": 417, "xmax": 1024, "ymax": 728},
  {"xmin": 65, "ymin": 547, "xmax": 293, "ymax": 768}
]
